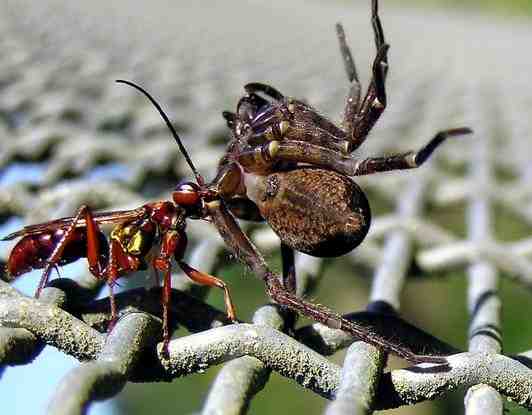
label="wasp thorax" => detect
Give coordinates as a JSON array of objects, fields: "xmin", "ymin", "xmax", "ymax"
[
  {"xmin": 247, "ymin": 168, "xmax": 371, "ymax": 257},
  {"xmin": 110, "ymin": 221, "xmax": 155, "ymax": 257}
]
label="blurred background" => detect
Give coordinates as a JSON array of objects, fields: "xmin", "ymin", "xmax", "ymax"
[{"xmin": 0, "ymin": 0, "xmax": 531, "ymax": 414}]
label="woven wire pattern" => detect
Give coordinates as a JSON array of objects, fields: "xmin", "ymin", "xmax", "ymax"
[{"xmin": 0, "ymin": 1, "xmax": 531, "ymax": 414}]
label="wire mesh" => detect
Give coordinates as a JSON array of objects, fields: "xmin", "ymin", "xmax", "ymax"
[{"xmin": 0, "ymin": 1, "xmax": 531, "ymax": 414}]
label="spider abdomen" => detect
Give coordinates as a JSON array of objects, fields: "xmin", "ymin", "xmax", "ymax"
[{"xmin": 246, "ymin": 168, "xmax": 371, "ymax": 257}]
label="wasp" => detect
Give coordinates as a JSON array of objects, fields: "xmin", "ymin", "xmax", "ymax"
[{"xmin": 2, "ymin": 80, "xmax": 238, "ymax": 352}]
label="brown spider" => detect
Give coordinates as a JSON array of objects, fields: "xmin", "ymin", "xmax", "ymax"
[
  {"xmin": 218, "ymin": 1, "xmax": 470, "ymax": 254},
  {"xmin": 206, "ymin": 0, "xmax": 470, "ymax": 362}
]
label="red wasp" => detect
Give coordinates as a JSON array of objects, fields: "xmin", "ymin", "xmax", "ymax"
[{"xmin": 1, "ymin": 80, "xmax": 237, "ymax": 352}]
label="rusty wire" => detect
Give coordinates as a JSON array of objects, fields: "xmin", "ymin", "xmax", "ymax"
[{"xmin": 0, "ymin": 1, "xmax": 531, "ymax": 414}]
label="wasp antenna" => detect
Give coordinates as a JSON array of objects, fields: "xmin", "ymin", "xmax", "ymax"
[
  {"xmin": 116, "ymin": 79, "xmax": 205, "ymax": 186},
  {"xmin": 1, "ymin": 231, "xmax": 18, "ymax": 241}
]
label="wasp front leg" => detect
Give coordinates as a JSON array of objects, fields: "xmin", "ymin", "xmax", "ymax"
[{"xmin": 153, "ymin": 229, "xmax": 238, "ymax": 353}]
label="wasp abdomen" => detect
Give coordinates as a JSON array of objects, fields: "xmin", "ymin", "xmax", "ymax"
[
  {"xmin": 6, "ymin": 228, "xmax": 108, "ymax": 279},
  {"xmin": 248, "ymin": 168, "xmax": 371, "ymax": 257}
]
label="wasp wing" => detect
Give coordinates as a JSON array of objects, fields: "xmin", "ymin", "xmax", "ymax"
[{"xmin": 1, "ymin": 208, "xmax": 146, "ymax": 241}]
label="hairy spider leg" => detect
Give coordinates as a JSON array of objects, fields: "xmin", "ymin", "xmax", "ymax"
[
  {"xmin": 237, "ymin": 128, "xmax": 472, "ymax": 177},
  {"xmin": 244, "ymin": 83, "xmax": 285, "ymax": 102},
  {"xmin": 338, "ymin": 0, "xmax": 389, "ymax": 153},
  {"xmin": 336, "ymin": 23, "xmax": 361, "ymax": 127},
  {"xmin": 352, "ymin": 128, "xmax": 473, "ymax": 175},
  {"xmin": 281, "ymin": 243, "xmax": 296, "ymax": 294},
  {"xmin": 205, "ymin": 199, "xmax": 447, "ymax": 364}
]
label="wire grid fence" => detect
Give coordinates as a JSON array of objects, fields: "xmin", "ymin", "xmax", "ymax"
[{"xmin": 0, "ymin": 0, "xmax": 531, "ymax": 414}]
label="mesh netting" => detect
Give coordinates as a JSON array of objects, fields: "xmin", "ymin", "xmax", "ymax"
[{"xmin": 0, "ymin": 1, "xmax": 531, "ymax": 414}]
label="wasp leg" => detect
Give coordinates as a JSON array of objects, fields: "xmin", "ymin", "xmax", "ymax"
[
  {"xmin": 105, "ymin": 239, "xmax": 133, "ymax": 332},
  {"xmin": 153, "ymin": 254, "xmax": 173, "ymax": 354},
  {"xmin": 153, "ymin": 231, "xmax": 184, "ymax": 355},
  {"xmin": 37, "ymin": 205, "xmax": 102, "ymax": 297},
  {"xmin": 179, "ymin": 261, "xmax": 237, "ymax": 323}
]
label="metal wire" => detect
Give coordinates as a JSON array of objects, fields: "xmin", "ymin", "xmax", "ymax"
[
  {"xmin": 0, "ymin": 1, "xmax": 531, "ymax": 414},
  {"xmin": 463, "ymin": 84, "xmax": 504, "ymax": 415}
]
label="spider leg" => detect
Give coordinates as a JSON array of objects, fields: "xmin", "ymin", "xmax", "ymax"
[
  {"xmin": 336, "ymin": 23, "xmax": 361, "ymax": 131},
  {"xmin": 281, "ymin": 243, "xmax": 299, "ymax": 331},
  {"xmin": 237, "ymin": 128, "xmax": 471, "ymax": 177},
  {"xmin": 341, "ymin": 0, "xmax": 389, "ymax": 153},
  {"xmin": 352, "ymin": 127, "xmax": 473, "ymax": 176},
  {"xmin": 371, "ymin": 0, "xmax": 386, "ymax": 50},
  {"xmin": 222, "ymin": 111, "xmax": 236, "ymax": 129},
  {"xmin": 205, "ymin": 199, "xmax": 448, "ymax": 364},
  {"xmin": 244, "ymin": 83, "xmax": 285, "ymax": 102},
  {"xmin": 281, "ymin": 243, "xmax": 296, "ymax": 294}
]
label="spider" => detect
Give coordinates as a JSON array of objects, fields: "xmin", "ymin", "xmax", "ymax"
[
  {"xmin": 218, "ymin": 0, "xmax": 470, "ymax": 256},
  {"xmin": 205, "ymin": 0, "xmax": 470, "ymax": 361}
]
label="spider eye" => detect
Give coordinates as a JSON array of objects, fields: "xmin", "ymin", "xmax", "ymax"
[{"xmin": 173, "ymin": 181, "xmax": 200, "ymax": 207}]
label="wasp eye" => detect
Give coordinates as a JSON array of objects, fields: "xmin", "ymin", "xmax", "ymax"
[
  {"xmin": 173, "ymin": 181, "xmax": 201, "ymax": 207},
  {"xmin": 175, "ymin": 181, "xmax": 199, "ymax": 193}
]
